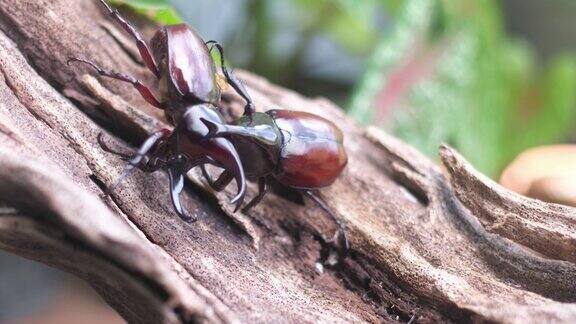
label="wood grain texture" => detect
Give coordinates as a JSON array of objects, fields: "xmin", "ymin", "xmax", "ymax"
[
  {"xmin": 441, "ymin": 145, "xmax": 576, "ymax": 264},
  {"xmin": 0, "ymin": 1, "xmax": 574, "ymax": 323}
]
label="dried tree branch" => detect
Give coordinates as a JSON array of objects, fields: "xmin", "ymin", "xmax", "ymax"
[
  {"xmin": 0, "ymin": 1, "xmax": 575, "ymax": 323},
  {"xmin": 440, "ymin": 145, "xmax": 576, "ymax": 264}
]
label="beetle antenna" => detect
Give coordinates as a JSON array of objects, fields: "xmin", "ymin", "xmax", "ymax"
[{"xmin": 97, "ymin": 132, "xmax": 131, "ymax": 161}]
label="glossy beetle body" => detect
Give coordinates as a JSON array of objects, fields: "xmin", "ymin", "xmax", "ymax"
[
  {"xmin": 268, "ymin": 110, "xmax": 347, "ymax": 188},
  {"xmin": 151, "ymin": 25, "xmax": 221, "ymax": 123},
  {"xmin": 228, "ymin": 110, "xmax": 347, "ymax": 188}
]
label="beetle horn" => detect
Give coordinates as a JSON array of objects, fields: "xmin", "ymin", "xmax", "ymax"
[
  {"xmin": 201, "ymin": 118, "xmax": 278, "ymax": 145},
  {"xmin": 205, "ymin": 136, "xmax": 246, "ymax": 212},
  {"xmin": 224, "ymin": 140, "xmax": 246, "ymax": 212},
  {"xmin": 202, "ymin": 117, "xmax": 226, "ymax": 138}
]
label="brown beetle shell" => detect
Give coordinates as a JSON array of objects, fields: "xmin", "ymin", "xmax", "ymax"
[
  {"xmin": 269, "ymin": 110, "xmax": 348, "ymax": 189},
  {"xmin": 151, "ymin": 24, "xmax": 220, "ymax": 105}
]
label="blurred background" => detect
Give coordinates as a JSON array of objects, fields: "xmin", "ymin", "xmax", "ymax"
[{"xmin": 3, "ymin": 0, "xmax": 576, "ymax": 322}]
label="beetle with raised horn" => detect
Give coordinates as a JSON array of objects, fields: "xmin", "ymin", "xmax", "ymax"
[
  {"xmin": 201, "ymin": 110, "xmax": 349, "ymax": 254},
  {"xmin": 69, "ymin": 0, "xmax": 255, "ymax": 220}
]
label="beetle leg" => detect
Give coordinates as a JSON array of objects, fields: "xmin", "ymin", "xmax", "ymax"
[
  {"xmin": 213, "ymin": 171, "xmax": 235, "ymax": 191},
  {"xmin": 105, "ymin": 129, "xmax": 171, "ymax": 195},
  {"xmin": 126, "ymin": 129, "xmax": 171, "ymax": 169},
  {"xmin": 98, "ymin": 133, "xmax": 169, "ymax": 172},
  {"xmin": 302, "ymin": 190, "xmax": 349, "ymax": 257},
  {"xmin": 167, "ymin": 156, "xmax": 196, "ymax": 223},
  {"xmin": 68, "ymin": 58, "xmax": 165, "ymax": 109},
  {"xmin": 97, "ymin": 132, "xmax": 131, "ymax": 161},
  {"xmin": 242, "ymin": 178, "xmax": 267, "ymax": 213},
  {"xmin": 201, "ymin": 165, "xmax": 234, "ymax": 192},
  {"xmin": 98, "ymin": 0, "xmax": 160, "ymax": 77},
  {"xmin": 207, "ymin": 41, "xmax": 255, "ymax": 119},
  {"xmin": 200, "ymin": 164, "xmax": 214, "ymax": 186}
]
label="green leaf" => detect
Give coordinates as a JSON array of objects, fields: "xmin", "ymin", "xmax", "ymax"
[
  {"xmin": 349, "ymin": 0, "xmax": 576, "ymax": 176},
  {"xmin": 109, "ymin": 0, "xmax": 182, "ymax": 25}
]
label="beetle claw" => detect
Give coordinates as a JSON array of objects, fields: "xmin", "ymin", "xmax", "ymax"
[
  {"xmin": 325, "ymin": 229, "xmax": 350, "ymax": 258},
  {"xmin": 179, "ymin": 212, "xmax": 198, "ymax": 223}
]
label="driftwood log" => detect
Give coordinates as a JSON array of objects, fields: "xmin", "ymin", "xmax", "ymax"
[{"xmin": 0, "ymin": 1, "xmax": 575, "ymax": 323}]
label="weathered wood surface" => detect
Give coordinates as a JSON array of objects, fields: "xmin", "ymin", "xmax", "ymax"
[{"xmin": 0, "ymin": 1, "xmax": 575, "ymax": 323}]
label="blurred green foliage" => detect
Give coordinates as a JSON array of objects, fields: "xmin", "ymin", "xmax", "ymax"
[
  {"xmin": 291, "ymin": 0, "xmax": 379, "ymax": 53},
  {"xmin": 109, "ymin": 0, "xmax": 182, "ymax": 24},
  {"xmin": 349, "ymin": 0, "xmax": 576, "ymax": 176},
  {"xmin": 237, "ymin": 0, "xmax": 386, "ymax": 93}
]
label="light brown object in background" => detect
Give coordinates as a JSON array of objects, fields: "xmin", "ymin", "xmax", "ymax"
[
  {"xmin": 500, "ymin": 145, "xmax": 576, "ymax": 201},
  {"xmin": 527, "ymin": 175, "xmax": 576, "ymax": 207},
  {"xmin": 6, "ymin": 280, "xmax": 124, "ymax": 324}
]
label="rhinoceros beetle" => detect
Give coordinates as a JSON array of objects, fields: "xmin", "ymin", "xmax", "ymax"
[
  {"xmin": 200, "ymin": 110, "xmax": 349, "ymax": 252},
  {"xmin": 69, "ymin": 0, "xmax": 254, "ymax": 218},
  {"xmin": 71, "ymin": 0, "xmax": 349, "ymax": 253}
]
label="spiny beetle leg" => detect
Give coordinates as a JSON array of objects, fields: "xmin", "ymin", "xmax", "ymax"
[
  {"xmin": 98, "ymin": 0, "xmax": 160, "ymax": 77},
  {"xmin": 207, "ymin": 41, "xmax": 255, "ymax": 120},
  {"xmin": 201, "ymin": 166, "xmax": 234, "ymax": 192},
  {"xmin": 67, "ymin": 58, "xmax": 165, "ymax": 110},
  {"xmin": 105, "ymin": 129, "xmax": 171, "ymax": 196},
  {"xmin": 303, "ymin": 190, "xmax": 350, "ymax": 258},
  {"xmin": 242, "ymin": 178, "xmax": 267, "ymax": 213}
]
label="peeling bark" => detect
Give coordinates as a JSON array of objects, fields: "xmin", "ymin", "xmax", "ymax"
[{"xmin": 0, "ymin": 1, "xmax": 575, "ymax": 323}]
